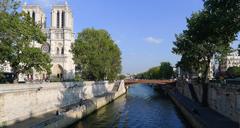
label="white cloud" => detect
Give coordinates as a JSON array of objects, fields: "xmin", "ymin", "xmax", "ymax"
[{"xmin": 144, "ymin": 37, "xmax": 163, "ymax": 44}]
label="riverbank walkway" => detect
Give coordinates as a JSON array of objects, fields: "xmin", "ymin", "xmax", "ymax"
[{"xmin": 169, "ymin": 89, "xmax": 239, "ymax": 128}]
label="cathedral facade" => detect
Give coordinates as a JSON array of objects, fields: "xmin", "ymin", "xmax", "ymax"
[{"xmin": 22, "ymin": 2, "xmax": 75, "ymax": 81}]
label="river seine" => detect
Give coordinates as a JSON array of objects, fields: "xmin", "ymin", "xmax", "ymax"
[{"xmin": 72, "ymin": 84, "xmax": 189, "ymax": 128}]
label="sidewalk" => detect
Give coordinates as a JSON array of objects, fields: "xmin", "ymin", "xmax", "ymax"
[{"xmin": 169, "ymin": 90, "xmax": 239, "ymax": 128}]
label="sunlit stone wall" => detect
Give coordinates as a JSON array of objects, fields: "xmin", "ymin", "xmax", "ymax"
[{"xmin": 0, "ymin": 81, "xmax": 115, "ymax": 125}]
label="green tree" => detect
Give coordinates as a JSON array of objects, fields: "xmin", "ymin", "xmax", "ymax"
[
  {"xmin": 0, "ymin": 0, "xmax": 52, "ymax": 82},
  {"xmin": 147, "ymin": 66, "xmax": 160, "ymax": 79},
  {"xmin": 72, "ymin": 28, "xmax": 122, "ymax": 81},
  {"xmin": 159, "ymin": 62, "xmax": 173, "ymax": 79},
  {"xmin": 118, "ymin": 74, "xmax": 126, "ymax": 80},
  {"xmin": 172, "ymin": 0, "xmax": 240, "ymax": 106},
  {"xmin": 136, "ymin": 62, "xmax": 173, "ymax": 80}
]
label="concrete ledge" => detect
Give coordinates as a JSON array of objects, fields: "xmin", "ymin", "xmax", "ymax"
[
  {"xmin": 169, "ymin": 91, "xmax": 206, "ymax": 128},
  {"xmin": 169, "ymin": 90, "xmax": 239, "ymax": 128}
]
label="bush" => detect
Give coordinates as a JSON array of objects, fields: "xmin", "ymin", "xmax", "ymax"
[
  {"xmin": 50, "ymin": 76, "xmax": 61, "ymax": 82},
  {"xmin": 74, "ymin": 74, "xmax": 82, "ymax": 81},
  {"xmin": 226, "ymin": 66, "xmax": 240, "ymax": 78}
]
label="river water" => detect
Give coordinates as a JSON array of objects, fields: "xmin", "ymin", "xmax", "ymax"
[{"xmin": 72, "ymin": 84, "xmax": 189, "ymax": 128}]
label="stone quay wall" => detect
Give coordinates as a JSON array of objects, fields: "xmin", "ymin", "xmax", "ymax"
[
  {"xmin": 40, "ymin": 80, "xmax": 126, "ymax": 128},
  {"xmin": 176, "ymin": 80, "xmax": 240, "ymax": 123},
  {"xmin": 0, "ymin": 81, "xmax": 117, "ymax": 126}
]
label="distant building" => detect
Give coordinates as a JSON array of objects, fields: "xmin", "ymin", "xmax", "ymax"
[
  {"xmin": 207, "ymin": 49, "xmax": 240, "ymax": 79},
  {"xmin": 125, "ymin": 74, "xmax": 135, "ymax": 79},
  {"xmin": 220, "ymin": 49, "xmax": 240, "ymax": 72}
]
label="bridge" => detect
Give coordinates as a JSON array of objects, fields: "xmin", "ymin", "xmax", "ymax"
[{"xmin": 124, "ymin": 79, "xmax": 176, "ymax": 86}]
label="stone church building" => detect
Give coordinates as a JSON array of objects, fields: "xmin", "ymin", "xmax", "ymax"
[{"xmin": 20, "ymin": 2, "xmax": 75, "ymax": 81}]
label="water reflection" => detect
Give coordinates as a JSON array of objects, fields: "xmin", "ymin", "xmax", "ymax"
[{"xmin": 72, "ymin": 84, "xmax": 188, "ymax": 128}]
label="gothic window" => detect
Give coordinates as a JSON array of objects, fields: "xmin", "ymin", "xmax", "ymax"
[
  {"xmin": 61, "ymin": 47, "xmax": 64, "ymax": 55},
  {"xmin": 56, "ymin": 47, "xmax": 60, "ymax": 55},
  {"xmin": 62, "ymin": 11, "xmax": 65, "ymax": 28},
  {"xmin": 27, "ymin": 11, "xmax": 30, "ymax": 16},
  {"xmin": 57, "ymin": 11, "xmax": 60, "ymax": 28},
  {"xmin": 32, "ymin": 11, "xmax": 35, "ymax": 23}
]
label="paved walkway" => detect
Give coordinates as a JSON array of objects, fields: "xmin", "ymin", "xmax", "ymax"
[{"xmin": 170, "ymin": 90, "xmax": 239, "ymax": 128}]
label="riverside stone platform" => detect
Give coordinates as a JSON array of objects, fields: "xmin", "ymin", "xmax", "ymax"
[{"xmin": 169, "ymin": 89, "xmax": 239, "ymax": 128}]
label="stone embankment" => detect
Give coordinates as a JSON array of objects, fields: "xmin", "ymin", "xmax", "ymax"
[
  {"xmin": 0, "ymin": 80, "xmax": 126, "ymax": 128},
  {"xmin": 169, "ymin": 80, "xmax": 239, "ymax": 128}
]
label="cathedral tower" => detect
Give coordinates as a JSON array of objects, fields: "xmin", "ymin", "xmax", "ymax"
[
  {"xmin": 21, "ymin": 2, "xmax": 75, "ymax": 81},
  {"xmin": 22, "ymin": 3, "xmax": 48, "ymax": 80},
  {"xmin": 49, "ymin": 2, "xmax": 75, "ymax": 80},
  {"xmin": 22, "ymin": 3, "xmax": 46, "ymax": 29}
]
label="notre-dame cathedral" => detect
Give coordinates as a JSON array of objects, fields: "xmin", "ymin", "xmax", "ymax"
[{"xmin": 21, "ymin": 2, "xmax": 75, "ymax": 81}]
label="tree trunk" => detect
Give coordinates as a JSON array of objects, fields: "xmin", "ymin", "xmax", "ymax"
[
  {"xmin": 188, "ymin": 83, "xmax": 199, "ymax": 102},
  {"xmin": 202, "ymin": 82, "xmax": 208, "ymax": 106},
  {"xmin": 188, "ymin": 73, "xmax": 199, "ymax": 103},
  {"xmin": 13, "ymin": 71, "xmax": 19, "ymax": 84},
  {"xmin": 201, "ymin": 59, "xmax": 211, "ymax": 106}
]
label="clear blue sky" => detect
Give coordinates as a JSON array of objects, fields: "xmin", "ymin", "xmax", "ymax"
[{"xmin": 22, "ymin": 0, "xmax": 205, "ymax": 74}]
